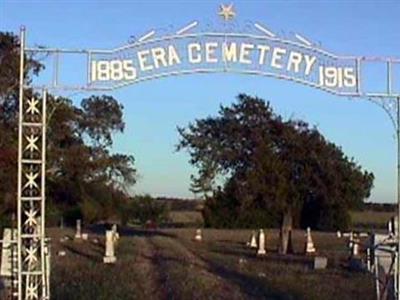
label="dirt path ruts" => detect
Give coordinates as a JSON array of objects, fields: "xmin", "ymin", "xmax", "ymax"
[
  {"xmin": 132, "ymin": 236, "xmax": 170, "ymax": 300},
  {"xmin": 149, "ymin": 234, "xmax": 247, "ymax": 300}
]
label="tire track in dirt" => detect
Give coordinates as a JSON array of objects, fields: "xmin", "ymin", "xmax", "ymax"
[
  {"xmin": 132, "ymin": 235, "xmax": 171, "ymax": 300},
  {"xmin": 149, "ymin": 234, "xmax": 248, "ymax": 300}
]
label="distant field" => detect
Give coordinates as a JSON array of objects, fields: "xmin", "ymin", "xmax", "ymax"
[
  {"xmin": 350, "ymin": 210, "xmax": 395, "ymax": 230},
  {"xmin": 168, "ymin": 210, "xmax": 203, "ymax": 226}
]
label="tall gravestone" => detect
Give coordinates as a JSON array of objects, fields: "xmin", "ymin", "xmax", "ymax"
[
  {"xmin": 75, "ymin": 219, "xmax": 82, "ymax": 239},
  {"xmin": 112, "ymin": 224, "xmax": 120, "ymax": 243},
  {"xmin": 103, "ymin": 230, "xmax": 116, "ymax": 264},
  {"xmin": 250, "ymin": 231, "xmax": 257, "ymax": 248},
  {"xmin": 257, "ymin": 229, "xmax": 266, "ymax": 255},
  {"xmin": 305, "ymin": 227, "xmax": 316, "ymax": 254}
]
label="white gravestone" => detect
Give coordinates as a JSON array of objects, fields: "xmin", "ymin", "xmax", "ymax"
[
  {"xmin": 103, "ymin": 230, "xmax": 116, "ymax": 264},
  {"xmin": 352, "ymin": 239, "xmax": 360, "ymax": 256},
  {"xmin": 305, "ymin": 227, "xmax": 316, "ymax": 254},
  {"xmin": 348, "ymin": 232, "xmax": 354, "ymax": 255},
  {"xmin": 112, "ymin": 224, "xmax": 120, "ymax": 243},
  {"xmin": 388, "ymin": 216, "xmax": 398, "ymax": 236},
  {"xmin": 57, "ymin": 251, "xmax": 66, "ymax": 257},
  {"xmin": 257, "ymin": 229, "xmax": 266, "ymax": 255},
  {"xmin": 1, "ymin": 228, "xmax": 17, "ymax": 277},
  {"xmin": 250, "ymin": 231, "xmax": 257, "ymax": 248},
  {"xmin": 75, "ymin": 219, "xmax": 82, "ymax": 239},
  {"xmin": 194, "ymin": 229, "xmax": 202, "ymax": 242}
]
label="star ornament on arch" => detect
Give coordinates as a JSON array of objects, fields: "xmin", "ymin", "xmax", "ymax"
[
  {"xmin": 26, "ymin": 97, "xmax": 40, "ymax": 115},
  {"xmin": 25, "ymin": 134, "xmax": 39, "ymax": 153},
  {"xmin": 24, "ymin": 209, "xmax": 38, "ymax": 227},
  {"xmin": 24, "ymin": 246, "xmax": 38, "ymax": 266},
  {"xmin": 219, "ymin": 3, "xmax": 236, "ymax": 21},
  {"xmin": 23, "ymin": 172, "xmax": 39, "ymax": 190}
]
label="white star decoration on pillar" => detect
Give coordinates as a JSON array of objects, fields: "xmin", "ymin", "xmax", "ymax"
[
  {"xmin": 26, "ymin": 98, "xmax": 40, "ymax": 115},
  {"xmin": 218, "ymin": 3, "xmax": 236, "ymax": 21},
  {"xmin": 26, "ymin": 281, "xmax": 39, "ymax": 299},
  {"xmin": 24, "ymin": 246, "xmax": 38, "ymax": 265},
  {"xmin": 25, "ymin": 135, "xmax": 39, "ymax": 153},
  {"xmin": 24, "ymin": 172, "xmax": 39, "ymax": 190},
  {"xmin": 24, "ymin": 209, "xmax": 38, "ymax": 227}
]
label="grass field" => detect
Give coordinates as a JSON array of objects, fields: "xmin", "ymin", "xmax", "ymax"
[
  {"xmin": 1, "ymin": 209, "xmax": 389, "ymax": 299},
  {"xmin": 42, "ymin": 226, "xmax": 375, "ymax": 300},
  {"xmin": 351, "ymin": 210, "xmax": 395, "ymax": 230},
  {"xmin": 167, "ymin": 211, "xmax": 203, "ymax": 227}
]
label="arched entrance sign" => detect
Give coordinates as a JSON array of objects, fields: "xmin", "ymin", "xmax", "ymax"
[{"xmin": 15, "ymin": 4, "xmax": 400, "ymax": 300}]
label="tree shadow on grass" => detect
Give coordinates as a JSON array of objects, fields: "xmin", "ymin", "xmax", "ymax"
[
  {"xmin": 63, "ymin": 244, "xmax": 101, "ymax": 262},
  {"xmin": 209, "ymin": 244, "xmax": 313, "ymax": 269},
  {"xmin": 200, "ymin": 255, "xmax": 298, "ymax": 300},
  {"xmin": 86, "ymin": 224, "xmax": 177, "ymax": 239}
]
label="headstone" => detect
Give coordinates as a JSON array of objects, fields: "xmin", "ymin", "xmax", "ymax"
[
  {"xmin": 92, "ymin": 238, "xmax": 99, "ymax": 244},
  {"xmin": 366, "ymin": 247, "xmax": 372, "ymax": 272},
  {"xmin": 336, "ymin": 230, "xmax": 342, "ymax": 238},
  {"xmin": 0, "ymin": 228, "xmax": 17, "ymax": 277},
  {"xmin": 103, "ymin": 230, "xmax": 116, "ymax": 264},
  {"xmin": 388, "ymin": 216, "xmax": 398, "ymax": 236},
  {"xmin": 257, "ymin": 229, "xmax": 266, "ymax": 255},
  {"xmin": 250, "ymin": 231, "xmax": 257, "ymax": 248},
  {"xmin": 75, "ymin": 219, "xmax": 82, "ymax": 239},
  {"xmin": 348, "ymin": 231, "xmax": 354, "ymax": 255},
  {"xmin": 59, "ymin": 236, "xmax": 70, "ymax": 243},
  {"xmin": 81, "ymin": 233, "xmax": 88, "ymax": 240},
  {"xmin": 60, "ymin": 216, "xmax": 64, "ymax": 229},
  {"xmin": 194, "ymin": 229, "xmax": 202, "ymax": 242},
  {"xmin": 305, "ymin": 227, "xmax": 316, "ymax": 254},
  {"xmin": 352, "ymin": 239, "xmax": 360, "ymax": 256},
  {"xmin": 57, "ymin": 251, "xmax": 66, "ymax": 257},
  {"xmin": 112, "ymin": 224, "xmax": 120, "ymax": 243},
  {"xmin": 313, "ymin": 256, "xmax": 328, "ymax": 270},
  {"xmin": 348, "ymin": 232, "xmax": 360, "ymax": 257}
]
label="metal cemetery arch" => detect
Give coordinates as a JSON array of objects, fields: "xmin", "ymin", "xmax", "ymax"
[{"xmin": 15, "ymin": 5, "xmax": 400, "ymax": 300}]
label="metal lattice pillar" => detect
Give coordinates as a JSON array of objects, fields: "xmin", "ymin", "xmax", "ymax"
[{"xmin": 17, "ymin": 27, "xmax": 48, "ymax": 300}]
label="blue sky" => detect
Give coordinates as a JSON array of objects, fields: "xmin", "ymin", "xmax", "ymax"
[{"xmin": 1, "ymin": 0, "xmax": 400, "ymax": 202}]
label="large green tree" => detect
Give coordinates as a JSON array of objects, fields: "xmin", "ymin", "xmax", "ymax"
[
  {"xmin": 177, "ymin": 94, "xmax": 374, "ymax": 254},
  {"xmin": 0, "ymin": 31, "xmax": 136, "ymax": 225}
]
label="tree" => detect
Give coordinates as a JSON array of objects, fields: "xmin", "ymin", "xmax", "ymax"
[
  {"xmin": 127, "ymin": 195, "xmax": 169, "ymax": 226},
  {"xmin": 0, "ymin": 31, "xmax": 137, "ymax": 225},
  {"xmin": 177, "ymin": 94, "xmax": 374, "ymax": 254}
]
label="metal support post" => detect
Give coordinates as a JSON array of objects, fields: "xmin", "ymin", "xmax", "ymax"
[
  {"xmin": 17, "ymin": 25, "xmax": 25, "ymax": 300},
  {"xmin": 397, "ymin": 96, "xmax": 400, "ymax": 300},
  {"xmin": 17, "ymin": 27, "xmax": 48, "ymax": 300}
]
